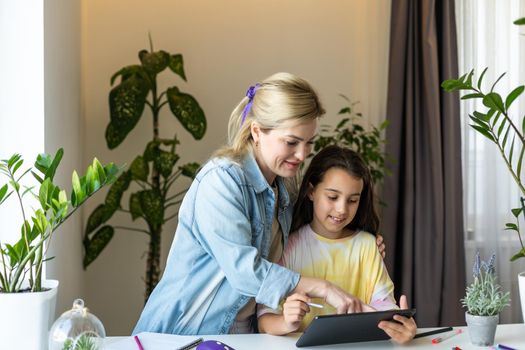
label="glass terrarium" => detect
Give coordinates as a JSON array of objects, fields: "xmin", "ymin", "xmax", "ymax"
[{"xmin": 49, "ymin": 299, "xmax": 106, "ymax": 350}]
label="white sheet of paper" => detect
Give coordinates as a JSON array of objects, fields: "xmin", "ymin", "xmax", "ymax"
[{"xmin": 105, "ymin": 332, "xmax": 202, "ymax": 350}]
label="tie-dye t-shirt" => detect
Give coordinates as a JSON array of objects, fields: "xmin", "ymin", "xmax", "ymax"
[{"xmin": 258, "ymin": 224, "xmax": 396, "ymax": 331}]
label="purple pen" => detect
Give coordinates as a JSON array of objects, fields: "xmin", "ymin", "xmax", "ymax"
[{"xmin": 497, "ymin": 344, "xmax": 517, "ymax": 350}]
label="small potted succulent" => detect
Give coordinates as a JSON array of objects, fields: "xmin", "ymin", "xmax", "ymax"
[{"xmin": 462, "ymin": 252, "xmax": 510, "ymax": 346}]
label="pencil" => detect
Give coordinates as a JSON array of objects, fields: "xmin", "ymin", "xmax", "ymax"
[
  {"xmin": 307, "ymin": 302, "xmax": 324, "ymax": 309},
  {"xmin": 175, "ymin": 337, "xmax": 204, "ymax": 350}
]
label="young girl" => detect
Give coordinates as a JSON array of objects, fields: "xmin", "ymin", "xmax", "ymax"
[{"xmin": 257, "ymin": 145, "xmax": 417, "ymax": 344}]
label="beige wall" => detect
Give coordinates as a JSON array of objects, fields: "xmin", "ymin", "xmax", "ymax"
[
  {"xmin": 45, "ymin": 0, "xmax": 84, "ymax": 317},
  {"xmin": 82, "ymin": 0, "xmax": 391, "ymax": 335}
]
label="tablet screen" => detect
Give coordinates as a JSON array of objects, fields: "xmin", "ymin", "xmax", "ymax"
[{"xmin": 296, "ymin": 308, "xmax": 416, "ymax": 347}]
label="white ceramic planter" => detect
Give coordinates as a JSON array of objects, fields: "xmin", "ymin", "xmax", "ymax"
[
  {"xmin": 518, "ymin": 271, "xmax": 525, "ymax": 323},
  {"xmin": 0, "ymin": 279, "xmax": 59, "ymax": 350}
]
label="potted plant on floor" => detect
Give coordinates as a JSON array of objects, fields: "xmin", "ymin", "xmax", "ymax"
[
  {"xmin": 0, "ymin": 149, "xmax": 120, "ymax": 350},
  {"xmin": 462, "ymin": 252, "xmax": 510, "ymax": 346},
  {"xmin": 82, "ymin": 38, "xmax": 206, "ymax": 300},
  {"xmin": 442, "ymin": 16, "xmax": 525, "ymax": 323}
]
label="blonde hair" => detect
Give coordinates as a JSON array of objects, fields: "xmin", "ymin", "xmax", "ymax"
[{"xmin": 214, "ymin": 72, "xmax": 325, "ymax": 160}]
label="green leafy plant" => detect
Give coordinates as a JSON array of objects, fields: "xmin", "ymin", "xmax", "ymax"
[
  {"xmin": 312, "ymin": 95, "xmax": 390, "ymax": 184},
  {"xmin": 441, "ymin": 17, "xmax": 525, "ymax": 261},
  {"xmin": 82, "ymin": 37, "xmax": 207, "ymax": 299},
  {"xmin": 0, "ymin": 149, "xmax": 119, "ymax": 293},
  {"xmin": 462, "ymin": 252, "xmax": 510, "ymax": 316}
]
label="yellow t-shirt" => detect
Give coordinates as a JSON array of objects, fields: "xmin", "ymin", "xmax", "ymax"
[{"xmin": 258, "ymin": 224, "xmax": 396, "ymax": 331}]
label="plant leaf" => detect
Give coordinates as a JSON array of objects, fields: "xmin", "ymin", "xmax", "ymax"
[
  {"xmin": 153, "ymin": 151, "xmax": 179, "ymax": 178},
  {"xmin": 45, "ymin": 148, "xmax": 64, "ymax": 181},
  {"xmin": 106, "ymin": 75, "xmax": 150, "ymax": 149},
  {"xmin": 139, "ymin": 190, "xmax": 164, "ymax": 225},
  {"xmin": 71, "ymin": 170, "xmax": 84, "ymax": 207},
  {"xmin": 85, "ymin": 204, "xmax": 115, "ymax": 235},
  {"xmin": 510, "ymin": 248, "xmax": 525, "ymax": 261},
  {"xmin": 38, "ymin": 179, "xmax": 51, "ymax": 209},
  {"xmin": 509, "ymin": 136, "xmax": 516, "ymax": 166},
  {"xmin": 461, "ymin": 93, "xmax": 484, "ymax": 100},
  {"xmin": 470, "ymin": 124, "xmax": 495, "ymax": 143},
  {"xmin": 0, "ymin": 184, "xmax": 8, "ymax": 203},
  {"xmin": 168, "ymin": 54, "xmax": 186, "ymax": 81},
  {"xmin": 180, "ymin": 162, "xmax": 200, "ymax": 178},
  {"xmin": 482, "ymin": 93, "xmax": 505, "ymax": 114},
  {"xmin": 130, "ymin": 156, "xmax": 149, "ymax": 181},
  {"xmin": 83, "ymin": 225, "xmax": 114, "ymax": 268},
  {"xmin": 477, "ymin": 67, "xmax": 488, "ymax": 90},
  {"xmin": 140, "ymin": 50, "xmax": 170, "ymax": 75},
  {"xmin": 505, "ymin": 85, "xmax": 524, "ymax": 110},
  {"xmin": 490, "ymin": 72, "xmax": 506, "ymax": 92},
  {"xmin": 110, "ymin": 64, "xmax": 146, "ymax": 86},
  {"xmin": 518, "ymin": 146, "xmax": 525, "ymax": 179},
  {"xmin": 514, "ymin": 17, "xmax": 525, "ymax": 25},
  {"xmin": 511, "ymin": 207, "xmax": 523, "ymax": 217},
  {"xmin": 104, "ymin": 171, "xmax": 132, "ymax": 211},
  {"xmin": 166, "ymin": 86, "xmax": 207, "ymax": 140},
  {"xmin": 129, "ymin": 192, "xmax": 143, "ymax": 221}
]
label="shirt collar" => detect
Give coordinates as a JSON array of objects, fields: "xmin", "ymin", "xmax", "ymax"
[{"xmin": 242, "ymin": 153, "xmax": 291, "ymax": 208}]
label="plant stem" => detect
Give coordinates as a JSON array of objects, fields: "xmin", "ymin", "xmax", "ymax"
[
  {"xmin": 145, "ymin": 223, "xmax": 161, "ymax": 301},
  {"xmin": 164, "ymin": 200, "xmax": 182, "ymax": 209},
  {"xmin": 164, "ymin": 211, "xmax": 179, "ymax": 222},
  {"xmin": 8, "ymin": 167, "xmax": 33, "ymax": 287},
  {"xmin": 113, "ymin": 226, "xmax": 150, "ymax": 235},
  {"xmin": 144, "ymin": 69, "xmax": 163, "ymax": 301},
  {"xmin": 165, "ymin": 189, "xmax": 187, "ymax": 202}
]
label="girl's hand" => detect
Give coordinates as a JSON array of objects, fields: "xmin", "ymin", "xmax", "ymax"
[
  {"xmin": 324, "ymin": 282, "xmax": 366, "ymax": 314},
  {"xmin": 377, "ymin": 295, "xmax": 417, "ymax": 344},
  {"xmin": 282, "ymin": 293, "xmax": 310, "ymax": 333},
  {"xmin": 376, "ymin": 234, "xmax": 386, "ymax": 259}
]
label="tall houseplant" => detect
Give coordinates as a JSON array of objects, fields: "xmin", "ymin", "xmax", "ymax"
[
  {"xmin": 0, "ymin": 149, "xmax": 119, "ymax": 350},
  {"xmin": 442, "ymin": 17, "xmax": 525, "ymax": 322},
  {"xmin": 82, "ymin": 40, "xmax": 207, "ymax": 299}
]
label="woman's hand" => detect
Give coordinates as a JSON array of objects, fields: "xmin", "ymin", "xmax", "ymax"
[
  {"xmin": 324, "ymin": 282, "xmax": 366, "ymax": 314},
  {"xmin": 376, "ymin": 234, "xmax": 386, "ymax": 259},
  {"xmin": 282, "ymin": 293, "xmax": 310, "ymax": 333},
  {"xmin": 377, "ymin": 295, "xmax": 417, "ymax": 344}
]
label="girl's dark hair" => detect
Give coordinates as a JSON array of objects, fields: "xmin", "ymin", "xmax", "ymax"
[{"xmin": 291, "ymin": 145, "xmax": 379, "ymax": 235}]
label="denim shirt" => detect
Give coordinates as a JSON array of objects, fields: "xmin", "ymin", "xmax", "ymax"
[{"xmin": 133, "ymin": 153, "xmax": 300, "ymax": 335}]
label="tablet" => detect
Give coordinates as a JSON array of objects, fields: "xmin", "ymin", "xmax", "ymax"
[{"xmin": 295, "ymin": 308, "xmax": 416, "ymax": 347}]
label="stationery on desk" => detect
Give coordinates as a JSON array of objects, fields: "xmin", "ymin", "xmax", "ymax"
[
  {"xmin": 431, "ymin": 329, "xmax": 462, "ymax": 344},
  {"xmin": 106, "ymin": 332, "xmax": 205, "ymax": 350}
]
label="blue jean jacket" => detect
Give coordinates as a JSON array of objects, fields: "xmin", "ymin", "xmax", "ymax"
[{"xmin": 133, "ymin": 153, "xmax": 300, "ymax": 335}]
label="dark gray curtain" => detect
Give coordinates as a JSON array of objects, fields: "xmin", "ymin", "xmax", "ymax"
[{"xmin": 383, "ymin": 0, "xmax": 466, "ymax": 327}]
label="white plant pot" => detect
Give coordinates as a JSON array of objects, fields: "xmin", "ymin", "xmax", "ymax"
[
  {"xmin": 518, "ymin": 271, "xmax": 525, "ymax": 323},
  {"xmin": 0, "ymin": 279, "xmax": 59, "ymax": 350}
]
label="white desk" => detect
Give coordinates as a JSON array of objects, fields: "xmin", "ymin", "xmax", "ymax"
[{"xmin": 105, "ymin": 324, "xmax": 524, "ymax": 349}]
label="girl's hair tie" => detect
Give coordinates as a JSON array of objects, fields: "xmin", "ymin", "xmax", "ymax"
[{"xmin": 241, "ymin": 83, "xmax": 260, "ymax": 126}]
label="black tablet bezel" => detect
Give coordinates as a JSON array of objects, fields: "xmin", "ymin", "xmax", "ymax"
[{"xmin": 295, "ymin": 308, "xmax": 416, "ymax": 347}]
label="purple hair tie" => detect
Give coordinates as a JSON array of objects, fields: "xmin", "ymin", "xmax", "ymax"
[{"xmin": 241, "ymin": 83, "xmax": 260, "ymax": 126}]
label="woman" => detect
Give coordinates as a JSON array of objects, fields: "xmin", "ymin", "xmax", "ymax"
[{"xmin": 133, "ymin": 72, "xmax": 385, "ymax": 335}]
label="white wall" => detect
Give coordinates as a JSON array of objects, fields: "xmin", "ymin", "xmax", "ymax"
[
  {"xmin": 0, "ymin": 0, "xmax": 44, "ymax": 245},
  {"xmin": 82, "ymin": 0, "xmax": 391, "ymax": 334},
  {"xmin": 44, "ymin": 0, "xmax": 84, "ymax": 316}
]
